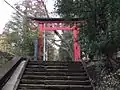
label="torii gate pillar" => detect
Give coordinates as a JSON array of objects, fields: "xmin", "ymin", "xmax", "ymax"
[{"xmin": 73, "ymin": 24, "xmax": 80, "ymax": 62}]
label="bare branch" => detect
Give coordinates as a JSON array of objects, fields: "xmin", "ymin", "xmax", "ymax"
[
  {"xmin": 4, "ymin": 0, "xmax": 23, "ymax": 17},
  {"xmin": 50, "ymin": 39, "xmax": 62, "ymax": 42},
  {"xmin": 36, "ymin": 0, "xmax": 64, "ymax": 42},
  {"xmin": 47, "ymin": 40, "xmax": 68, "ymax": 51}
]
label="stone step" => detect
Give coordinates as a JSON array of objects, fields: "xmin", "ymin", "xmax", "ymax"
[
  {"xmin": 28, "ymin": 61, "xmax": 82, "ymax": 66},
  {"xmin": 27, "ymin": 65, "xmax": 69, "ymax": 68},
  {"xmin": 24, "ymin": 71, "xmax": 87, "ymax": 76},
  {"xmin": 18, "ymin": 84, "xmax": 93, "ymax": 90},
  {"xmin": 22, "ymin": 75, "xmax": 89, "ymax": 81},
  {"xmin": 17, "ymin": 60, "xmax": 93, "ymax": 90},
  {"xmin": 29, "ymin": 60, "xmax": 81, "ymax": 64},
  {"xmin": 18, "ymin": 89, "xmax": 49, "ymax": 90},
  {"xmin": 25, "ymin": 68, "xmax": 85, "ymax": 72},
  {"xmin": 27, "ymin": 65, "xmax": 84, "ymax": 70},
  {"xmin": 20, "ymin": 79, "xmax": 91, "ymax": 85}
]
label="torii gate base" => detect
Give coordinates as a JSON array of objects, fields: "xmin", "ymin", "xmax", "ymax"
[{"xmin": 32, "ymin": 18, "xmax": 83, "ymax": 62}]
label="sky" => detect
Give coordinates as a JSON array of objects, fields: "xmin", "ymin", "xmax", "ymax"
[{"xmin": 0, "ymin": 0, "xmax": 55, "ymax": 34}]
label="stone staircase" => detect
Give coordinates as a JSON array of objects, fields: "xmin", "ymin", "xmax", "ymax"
[{"xmin": 17, "ymin": 60, "xmax": 93, "ymax": 90}]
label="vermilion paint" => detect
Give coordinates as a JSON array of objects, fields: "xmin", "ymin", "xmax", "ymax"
[
  {"xmin": 44, "ymin": 27, "xmax": 73, "ymax": 31},
  {"xmin": 38, "ymin": 21, "xmax": 81, "ymax": 62},
  {"xmin": 39, "ymin": 24, "xmax": 44, "ymax": 60}
]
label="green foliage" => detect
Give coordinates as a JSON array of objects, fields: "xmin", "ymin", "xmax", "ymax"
[
  {"xmin": 97, "ymin": 71, "xmax": 120, "ymax": 90},
  {"xmin": 3, "ymin": 0, "xmax": 47, "ymax": 56},
  {"xmin": 0, "ymin": 56, "xmax": 9, "ymax": 67},
  {"xmin": 55, "ymin": 0, "xmax": 120, "ymax": 88},
  {"xmin": 4, "ymin": 13, "xmax": 34, "ymax": 56},
  {"xmin": 55, "ymin": 0, "xmax": 120, "ymax": 58},
  {"xmin": 0, "ymin": 51, "xmax": 13, "ymax": 67}
]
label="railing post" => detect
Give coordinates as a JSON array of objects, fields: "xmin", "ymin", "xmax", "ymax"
[
  {"xmin": 34, "ymin": 37, "xmax": 38, "ymax": 61},
  {"xmin": 43, "ymin": 25, "xmax": 46, "ymax": 61}
]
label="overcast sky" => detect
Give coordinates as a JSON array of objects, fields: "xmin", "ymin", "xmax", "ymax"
[{"xmin": 0, "ymin": 0, "xmax": 55, "ymax": 34}]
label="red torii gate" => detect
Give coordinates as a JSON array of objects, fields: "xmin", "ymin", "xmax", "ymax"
[{"xmin": 31, "ymin": 18, "xmax": 85, "ymax": 62}]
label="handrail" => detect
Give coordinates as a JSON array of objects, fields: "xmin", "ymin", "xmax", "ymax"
[
  {"xmin": 81, "ymin": 59, "xmax": 95, "ymax": 90},
  {"xmin": 0, "ymin": 57, "xmax": 24, "ymax": 89},
  {"xmin": 13, "ymin": 57, "xmax": 30, "ymax": 90}
]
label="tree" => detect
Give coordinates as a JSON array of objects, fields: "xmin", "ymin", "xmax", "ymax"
[
  {"xmin": 55, "ymin": 0, "xmax": 120, "ymax": 67},
  {"xmin": 4, "ymin": 0, "xmax": 47, "ymax": 56},
  {"xmin": 59, "ymin": 31, "xmax": 73, "ymax": 61},
  {"xmin": 3, "ymin": 0, "xmax": 57, "ymax": 61},
  {"xmin": 55, "ymin": 0, "xmax": 120, "ymax": 88}
]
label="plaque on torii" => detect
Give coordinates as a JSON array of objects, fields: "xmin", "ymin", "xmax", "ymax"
[{"xmin": 31, "ymin": 18, "xmax": 85, "ymax": 62}]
